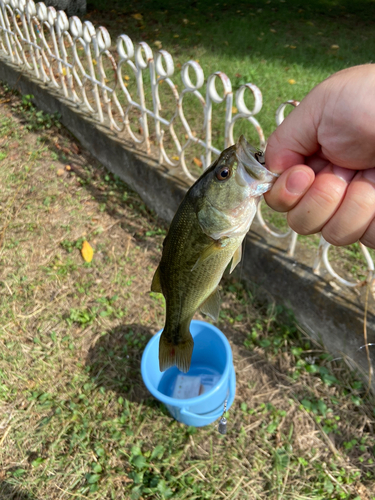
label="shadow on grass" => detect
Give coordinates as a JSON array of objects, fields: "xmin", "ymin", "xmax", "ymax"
[
  {"xmin": 86, "ymin": 323, "xmax": 154, "ymax": 404},
  {"xmin": 0, "ymin": 483, "xmax": 38, "ymax": 500},
  {"xmin": 44, "ymin": 133, "xmax": 170, "ymax": 252}
]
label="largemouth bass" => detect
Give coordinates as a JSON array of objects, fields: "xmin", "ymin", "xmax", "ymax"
[{"xmin": 151, "ymin": 136, "xmax": 278, "ymax": 373}]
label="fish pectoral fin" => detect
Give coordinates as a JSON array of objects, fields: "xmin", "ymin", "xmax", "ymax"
[
  {"xmin": 229, "ymin": 244, "xmax": 242, "ymax": 274},
  {"xmin": 159, "ymin": 330, "xmax": 194, "ymax": 373},
  {"xmin": 191, "ymin": 239, "xmax": 224, "ymax": 272},
  {"xmin": 200, "ymin": 287, "xmax": 221, "ymax": 321},
  {"xmin": 151, "ymin": 266, "xmax": 162, "ymax": 293}
]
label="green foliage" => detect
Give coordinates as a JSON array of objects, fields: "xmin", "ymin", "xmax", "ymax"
[
  {"xmin": 66, "ymin": 307, "xmax": 98, "ymax": 326},
  {"xmin": 2, "ymin": 2, "xmax": 375, "ymax": 492},
  {"xmin": 11, "ymin": 94, "xmax": 61, "ymax": 131},
  {"xmin": 61, "ymin": 237, "xmax": 85, "ymax": 253}
]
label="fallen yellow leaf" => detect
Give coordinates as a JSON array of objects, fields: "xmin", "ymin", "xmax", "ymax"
[
  {"xmin": 270, "ymin": 28, "xmax": 276, "ymax": 33},
  {"xmin": 174, "ymin": 34, "xmax": 179, "ymax": 38},
  {"xmin": 232, "ymin": 106, "xmax": 238, "ymax": 114},
  {"xmin": 154, "ymin": 40, "xmax": 162, "ymax": 49},
  {"xmin": 132, "ymin": 13, "xmax": 143, "ymax": 20},
  {"xmin": 172, "ymin": 155, "xmax": 179, "ymax": 161},
  {"xmin": 193, "ymin": 157, "xmax": 203, "ymax": 167},
  {"xmin": 331, "ymin": 44, "xmax": 339, "ymax": 49},
  {"xmin": 288, "ymin": 79, "xmax": 296, "ymax": 85},
  {"xmin": 124, "ymin": 75, "xmax": 130, "ymax": 81},
  {"xmin": 57, "ymin": 168, "xmax": 64, "ymax": 176},
  {"xmin": 81, "ymin": 240, "xmax": 94, "ymax": 263}
]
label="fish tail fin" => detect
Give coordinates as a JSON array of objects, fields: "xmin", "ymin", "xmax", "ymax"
[{"xmin": 159, "ymin": 329, "xmax": 194, "ymax": 373}]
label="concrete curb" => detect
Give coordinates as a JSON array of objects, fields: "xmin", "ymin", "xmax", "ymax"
[{"xmin": 1, "ymin": 57, "xmax": 374, "ymax": 388}]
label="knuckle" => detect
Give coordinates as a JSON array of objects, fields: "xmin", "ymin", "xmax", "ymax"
[
  {"xmin": 360, "ymin": 220, "xmax": 375, "ymax": 250},
  {"xmin": 311, "ymin": 183, "xmax": 342, "ymax": 208},
  {"xmin": 321, "ymin": 227, "xmax": 348, "ymax": 247},
  {"xmin": 348, "ymin": 190, "xmax": 375, "ymax": 214},
  {"xmin": 360, "ymin": 235, "xmax": 375, "ymax": 249},
  {"xmin": 287, "ymin": 211, "xmax": 317, "ymax": 235}
]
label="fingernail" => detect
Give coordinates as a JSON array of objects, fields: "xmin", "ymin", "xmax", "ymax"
[
  {"xmin": 363, "ymin": 169, "xmax": 375, "ymax": 184},
  {"xmin": 285, "ymin": 170, "xmax": 312, "ymax": 195},
  {"xmin": 332, "ymin": 165, "xmax": 356, "ymax": 183}
]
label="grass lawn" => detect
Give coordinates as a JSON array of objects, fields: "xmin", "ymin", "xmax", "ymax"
[
  {"xmin": 1, "ymin": 1, "xmax": 375, "ymax": 498},
  {"xmin": 84, "ymin": 0, "xmax": 375, "ymax": 150},
  {"xmin": 1, "ymin": 81, "xmax": 375, "ymax": 499}
]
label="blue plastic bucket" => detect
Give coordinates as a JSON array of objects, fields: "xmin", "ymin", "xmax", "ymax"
[{"xmin": 141, "ymin": 320, "xmax": 236, "ymax": 427}]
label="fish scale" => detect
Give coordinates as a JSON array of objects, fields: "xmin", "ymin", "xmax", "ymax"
[{"xmin": 151, "ymin": 136, "xmax": 278, "ymax": 373}]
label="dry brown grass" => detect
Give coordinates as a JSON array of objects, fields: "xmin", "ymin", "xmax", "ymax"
[{"xmin": 0, "ymin": 83, "xmax": 375, "ymax": 499}]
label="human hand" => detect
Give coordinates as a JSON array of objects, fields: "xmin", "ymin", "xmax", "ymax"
[{"xmin": 264, "ymin": 64, "xmax": 375, "ymax": 249}]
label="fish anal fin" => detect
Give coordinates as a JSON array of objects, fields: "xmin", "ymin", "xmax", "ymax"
[
  {"xmin": 200, "ymin": 287, "xmax": 221, "ymax": 321},
  {"xmin": 230, "ymin": 244, "xmax": 242, "ymax": 274},
  {"xmin": 159, "ymin": 331, "xmax": 194, "ymax": 373},
  {"xmin": 191, "ymin": 240, "xmax": 224, "ymax": 272},
  {"xmin": 151, "ymin": 266, "xmax": 162, "ymax": 293}
]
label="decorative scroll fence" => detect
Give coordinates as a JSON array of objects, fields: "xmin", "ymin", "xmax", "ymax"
[{"xmin": 0, "ymin": 0, "xmax": 374, "ymax": 292}]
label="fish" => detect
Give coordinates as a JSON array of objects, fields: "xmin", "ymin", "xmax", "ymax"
[{"xmin": 151, "ymin": 135, "xmax": 278, "ymax": 373}]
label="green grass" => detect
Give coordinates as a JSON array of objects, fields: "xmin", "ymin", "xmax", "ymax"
[
  {"xmin": 82, "ymin": 0, "xmax": 375, "ymax": 175},
  {"xmin": 1, "ymin": 83, "xmax": 375, "ymax": 500},
  {"xmin": 2, "ymin": 2, "xmax": 375, "ymax": 496}
]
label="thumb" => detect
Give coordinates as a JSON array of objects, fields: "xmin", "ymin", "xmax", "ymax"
[{"xmin": 265, "ymin": 93, "xmax": 322, "ymax": 174}]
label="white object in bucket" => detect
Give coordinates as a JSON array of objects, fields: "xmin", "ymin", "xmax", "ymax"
[
  {"xmin": 200, "ymin": 374, "xmax": 220, "ymax": 394},
  {"xmin": 172, "ymin": 375, "xmax": 201, "ymax": 399},
  {"xmin": 172, "ymin": 374, "xmax": 222, "ymax": 400}
]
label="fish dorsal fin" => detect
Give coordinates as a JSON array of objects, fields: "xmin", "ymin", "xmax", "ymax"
[
  {"xmin": 200, "ymin": 287, "xmax": 221, "ymax": 321},
  {"xmin": 191, "ymin": 239, "xmax": 225, "ymax": 272},
  {"xmin": 151, "ymin": 266, "xmax": 162, "ymax": 293},
  {"xmin": 229, "ymin": 244, "xmax": 242, "ymax": 274}
]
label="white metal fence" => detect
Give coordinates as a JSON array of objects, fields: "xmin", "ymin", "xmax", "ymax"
[{"xmin": 0, "ymin": 0, "xmax": 374, "ymax": 292}]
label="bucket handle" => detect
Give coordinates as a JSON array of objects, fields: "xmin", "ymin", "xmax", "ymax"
[{"xmin": 180, "ymin": 367, "xmax": 236, "ymax": 423}]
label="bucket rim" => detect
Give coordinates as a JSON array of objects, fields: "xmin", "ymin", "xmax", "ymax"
[
  {"xmin": 141, "ymin": 320, "xmax": 233, "ymax": 408},
  {"xmin": 179, "ymin": 365, "xmax": 236, "ymax": 424}
]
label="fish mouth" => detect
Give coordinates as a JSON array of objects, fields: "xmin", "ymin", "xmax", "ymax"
[{"xmin": 235, "ymin": 135, "xmax": 278, "ymax": 195}]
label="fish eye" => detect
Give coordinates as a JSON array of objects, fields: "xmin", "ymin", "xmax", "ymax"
[
  {"xmin": 216, "ymin": 166, "xmax": 232, "ymax": 181},
  {"xmin": 255, "ymin": 152, "xmax": 265, "ymax": 165}
]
